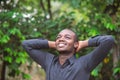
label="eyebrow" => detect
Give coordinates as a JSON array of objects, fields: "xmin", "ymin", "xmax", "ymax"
[
  {"xmin": 65, "ymin": 34, "xmax": 71, "ymax": 37},
  {"xmin": 57, "ymin": 33, "xmax": 72, "ymax": 37}
]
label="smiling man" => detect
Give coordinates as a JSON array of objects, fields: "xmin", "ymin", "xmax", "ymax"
[{"xmin": 22, "ymin": 29, "xmax": 115, "ymax": 80}]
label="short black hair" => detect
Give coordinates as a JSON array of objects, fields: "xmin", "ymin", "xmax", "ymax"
[{"xmin": 62, "ymin": 28, "xmax": 78, "ymax": 42}]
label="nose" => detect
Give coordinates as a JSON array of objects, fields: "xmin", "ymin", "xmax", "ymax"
[{"xmin": 58, "ymin": 37, "xmax": 65, "ymax": 42}]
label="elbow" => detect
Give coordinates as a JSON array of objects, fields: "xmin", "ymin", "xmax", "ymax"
[
  {"xmin": 106, "ymin": 35, "xmax": 115, "ymax": 46},
  {"xmin": 22, "ymin": 40, "xmax": 28, "ymax": 48}
]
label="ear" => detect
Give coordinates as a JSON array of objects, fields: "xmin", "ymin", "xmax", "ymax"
[{"xmin": 74, "ymin": 42, "xmax": 79, "ymax": 49}]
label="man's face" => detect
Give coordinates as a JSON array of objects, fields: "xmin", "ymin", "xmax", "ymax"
[{"xmin": 55, "ymin": 29, "xmax": 78, "ymax": 53}]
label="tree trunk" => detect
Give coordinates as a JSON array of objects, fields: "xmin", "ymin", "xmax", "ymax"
[
  {"xmin": 47, "ymin": 0, "xmax": 52, "ymax": 19},
  {"xmin": 113, "ymin": 37, "xmax": 120, "ymax": 80},
  {"xmin": 1, "ymin": 60, "xmax": 6, "ymax": 80},
  {"xmin": 111, "ymin": 14, "xmax": 120, "ymax": 80},
  {"xmin": 40, "ymin": 0, "xmax": 46, "ymax": 12}
]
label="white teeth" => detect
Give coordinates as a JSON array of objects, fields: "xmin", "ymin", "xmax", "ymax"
[{"xmin": 58, "ymin": 43, "xmax": 65, "ymax": 47}]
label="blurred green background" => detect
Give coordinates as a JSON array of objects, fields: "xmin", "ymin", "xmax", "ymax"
[{"xmin": 0, "ymin": 0, "xmax": 120, "ymax": 80}]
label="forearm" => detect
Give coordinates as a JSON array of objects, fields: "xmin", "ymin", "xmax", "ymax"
[
  {"xmin": 80, "ymin": 40, "xmax": 89, "ymax": 48},
  {"xmin": 76, "ymin": 40, "xmax": 88, "ymax": 52},
  {"xmin": 77, "ymin": 35, "xmax": 114, "ymax": 52},
  {"xmin": 48, "ymin": 41, "xmax": 56, "ymax": 49},
  {"xmin": 88, "ymin": 35, "xmax": 115, "ymax": 47},
  {"xmin": 22, "ymin": 39, "xmax": 49, "ymax": 50}
]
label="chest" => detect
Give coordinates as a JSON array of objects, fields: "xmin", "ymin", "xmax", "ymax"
[{"xmin": 47, "ymin": 60, "xmax": 88, "ymax": 80}]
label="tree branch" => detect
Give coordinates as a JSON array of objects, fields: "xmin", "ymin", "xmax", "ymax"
[
  {"xmin": 104, "ymin": 0, "xmax": 120, "ymax": 16},
  {"xmin": 40, "ymin": 0, "xmax": 46, "ymax": 13},
  {"xmin": 47, "ymin": 0, "xmax": 52, "ymax": 19}
]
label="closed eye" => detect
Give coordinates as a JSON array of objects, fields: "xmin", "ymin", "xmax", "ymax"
[
  {"xmin": 56, "ymin": 35, "xmax": 61, "ymax": 40},
  {"xmin": 65, "ymin": 35, "xmax": 71, "ymax": 39},
  {"xmin": 65, "ymin": 36, "xmax": 71, "ymax": 39}
]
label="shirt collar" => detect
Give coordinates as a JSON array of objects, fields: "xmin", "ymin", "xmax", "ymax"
[
  {"xmin": 53, "ymin": 54, "xmax": 76, "ymax": 65},
  {"xmin": 53, "ymin": 55, "xmax": 59, "ymax": 63},
  {"xmin": 68, "ymin": 55, "xmax": 76, "ymax": 64}
]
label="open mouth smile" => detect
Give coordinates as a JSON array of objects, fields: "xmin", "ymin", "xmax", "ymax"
[{"xmin": 58, "ymin": 43, "xmax": 67, "ymax": 47}]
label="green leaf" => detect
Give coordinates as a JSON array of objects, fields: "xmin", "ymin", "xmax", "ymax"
[
  {"xmin": 2, "ymin": 21, "xmax": 9, "ymax": 28},
  {"xmin": 48, "ymin": 21, "xmax": 58, "ymax": 28},
  {"xmin": 113, "ymin": 67, "xmax": 120, "ymax": 75},
  {"xmin": 88, "ymin": 28, "xmax": 99, "ymax": 36},
  {"xmin": 4, "ymin": 48, "xmax": 13, "ymax": 55},
  {"xmin": 95, "ymin": 13, "xmax": 102, "ymax": 20},
  {"xmin": 9, "ymin": 28, "xmax": 20, "ymax": 35},
  {"xmin": 91, "ymin": 63, "xmax": 102, "ymax": 77},
  {"xmin": 0, "ymin": 35, "xmax": 10, "ymax": 43},
  {"xmin": 15, "ymin": 57, "xmax": 21, "ymax": 63},
  {"xmin": 0, "ymin": 30, "xmax": 4, "ymax": 37},
  {"xmin": 91, "ymin": 69, "xmax": 99, "ymax": 77},
  {"xmin": 4, "ymin": 56, "xmax": 12, "ymax": 63},
  {"xmin": 15, "ymin": 57, "xmax": 25, "ymax": 64},
  {"xmin": 22, "ymin": 73, "xmax": 31, "ymax": 79},
  {"xmin": 105, "ymin": 23, "xmax": 116, "ymax": 30}
]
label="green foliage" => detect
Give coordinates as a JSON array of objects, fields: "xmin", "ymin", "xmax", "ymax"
[
  {"xmin": 113, "ymin": 61, "xmax": 120, "ymax": 75},
  {"xmin": 0, "ymin": 0, "xmax": 120, "ymax": 80},
  {"xmin": 91, "ymin": 63, "xmax": 102, "ymax": 77},
  {"xmin": 113, "ymin": 67, "xmax": 120, "ymax": 75},
  {"xmin": 22, "ymin": 72, "xmax": 31, "ymax": 80},
  {"xmin": 0, "ymin": 10, "xmax": 28, "ymax": 77}
]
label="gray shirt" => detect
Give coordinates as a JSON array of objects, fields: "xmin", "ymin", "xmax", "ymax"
[{"xmin": 22, "ymin": 35, "xmax": 114, "ymax": 80}]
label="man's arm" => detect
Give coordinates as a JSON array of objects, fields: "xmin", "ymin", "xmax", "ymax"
[
  {"xmin": 22, "ymin": 39, "xmax": 54, "ymax": 70},
  {"xmin": 48, "ymin": 41, "xmax": 56, "ymax": 49},
  {"xmin": 87, "ymin": 35, "xmax": 114, "ymax": 71},
  {"xmin": 76, "ymin": 40, "xmax": 89, "ymax": 52},
  {"xmin": 77, "ymin": 35, "xmax": 115, "ymax": 72}
]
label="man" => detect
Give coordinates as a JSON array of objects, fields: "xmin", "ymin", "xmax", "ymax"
[{"xmin": 22, "ymin": 29, "xmax": 114, "ymax": 80}]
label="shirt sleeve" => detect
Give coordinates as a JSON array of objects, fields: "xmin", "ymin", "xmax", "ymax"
[
  {"xmin": 22, "ymin": 39, "xmax": 54, "ymax": 70},
  {"xmin": 84, "ymin": 35, "xmax": 115, "ymax": 72}
]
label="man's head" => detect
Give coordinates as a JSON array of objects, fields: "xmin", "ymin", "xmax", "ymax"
[{"xmin": 55, "ymin": 29, "xmax": 79, "ymax": 54}]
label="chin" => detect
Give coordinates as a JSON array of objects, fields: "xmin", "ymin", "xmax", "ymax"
[
  {"xmin": 57, "ymin": 49, "xmax": 66, "ymax": 52},
  {"xmin": 57, "ymin": 49, "xmax": 71, "ymax": 53}
]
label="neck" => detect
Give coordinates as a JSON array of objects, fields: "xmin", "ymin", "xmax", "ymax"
[{"xmin": 58, "ymin": 51, "xmax": 74, "ymax": 65}]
